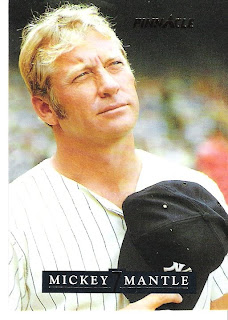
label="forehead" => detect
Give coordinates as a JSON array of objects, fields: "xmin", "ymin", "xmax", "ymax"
[{"xmin": 53, "ymin": 30, "xmax": 123, "ymax": 69}]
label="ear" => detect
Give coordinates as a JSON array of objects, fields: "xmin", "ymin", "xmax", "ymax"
[{"xmin": 31, "ymin": 96, "xmax": 59, "ymax": 126}]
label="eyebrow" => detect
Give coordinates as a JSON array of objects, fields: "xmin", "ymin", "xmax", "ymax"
[
  {"xmin": 64, "ymin": 55, "xmax": 125, "ymax": 80},
  {"xmin": 65, "ymin": 64, "xmax": 86, "ymax": 80},
  {"xmin": 105, "ymin": 55, "xmax": 125, "ymax": 64}
]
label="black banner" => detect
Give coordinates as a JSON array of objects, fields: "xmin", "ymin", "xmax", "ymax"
[{"xmin": 42, "ymin": 269, "xmax": 196, "ymax": 294}]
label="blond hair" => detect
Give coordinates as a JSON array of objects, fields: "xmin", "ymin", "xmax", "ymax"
[{"xmin": 19, "ymin": 3, "xmax": 126, "ymax": 104}]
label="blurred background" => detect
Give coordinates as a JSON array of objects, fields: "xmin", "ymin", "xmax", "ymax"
[{"xmin": 9, "ymin": 0, "xmax": 228, "ymax": 202}]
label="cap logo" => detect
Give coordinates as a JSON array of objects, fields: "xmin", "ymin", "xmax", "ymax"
[{"xmin": 163, "ymin": 261, "xmax": 192, "ymax": 272}]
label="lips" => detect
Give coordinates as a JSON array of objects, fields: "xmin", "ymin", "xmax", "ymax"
[{"xmin": 98, "ymin": 103, "xmax": 127, "ymax": 115}]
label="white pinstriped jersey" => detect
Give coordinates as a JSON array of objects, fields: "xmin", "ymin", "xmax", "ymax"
[{"xmin": 9, "ymin": 149, "xmax": 228, "ymax": 311}]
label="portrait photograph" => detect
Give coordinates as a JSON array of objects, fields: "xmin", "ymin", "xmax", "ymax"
[{"xmin": 8, "ymin": 0, "xmax": 228, "ymax": 317}]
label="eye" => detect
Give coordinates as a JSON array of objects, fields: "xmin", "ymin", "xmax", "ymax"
[
  {"xmin": 73, "ymin": 71, "xmax": 91, "ymax": 81},
  {"xmin": 110, "ymin": 60, "xmax": 124, "ymax": 66},
  {"xmin": 107, "ymin": 60, "xmax": 124, "ymax": 72}
]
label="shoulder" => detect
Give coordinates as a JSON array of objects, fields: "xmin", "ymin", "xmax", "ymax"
[
  {"xmin": 9, "ymin": 158, "xmax": 56, "ymax": 231},
  {"xmin": 10, "ymin": 159, "xmax": 51, "ymax": 190},
  {"xmin": 136, "ymin": 149, "xmax": 228, "ymax": 210},
  {"xmin": 9, "ymin": 159, "xmax": 53, "ymax": 217}
]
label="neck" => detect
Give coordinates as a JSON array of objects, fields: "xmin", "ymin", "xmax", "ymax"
[{"xmin": 51, "ymin": 133, "xmax": 142, "ymax": 208}]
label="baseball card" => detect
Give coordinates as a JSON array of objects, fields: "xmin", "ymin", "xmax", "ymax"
[{"xmin": 8, "ymin": 0, "xmax": 228, "ymax": 318}]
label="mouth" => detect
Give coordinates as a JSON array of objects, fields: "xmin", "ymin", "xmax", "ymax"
[{"xmin": 98, "ymin": 103, "xmax": 128, "ymax": 115}]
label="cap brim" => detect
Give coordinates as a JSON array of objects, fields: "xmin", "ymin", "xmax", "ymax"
[
  {"xmin": 118, "ymin": 230, "xmax": 157, "ymax": 303},
  {"xmin": 118, "ymin": 230, "xmax": 152, "ymax": 273}
]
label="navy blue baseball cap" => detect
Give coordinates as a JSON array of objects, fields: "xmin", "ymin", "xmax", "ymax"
[{"xmin": 118, "ymin": 180, "xmax": 228, "ymax": 310}]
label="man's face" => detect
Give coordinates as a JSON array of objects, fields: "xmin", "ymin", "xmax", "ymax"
[{"xmin": 50, "ymin": 30, "xmax": 139, "ymax": 144}]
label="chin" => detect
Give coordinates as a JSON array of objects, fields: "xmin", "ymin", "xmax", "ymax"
[
  {"xmin": 103, "ymin": 118, "xmax": 137, "ymax": 140},
  {"xmin": 93, "ymin": 109, "xmax": 139, "ymax": 140}
]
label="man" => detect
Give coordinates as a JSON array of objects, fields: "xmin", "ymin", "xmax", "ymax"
[{"xmin": 9, "ymin": 4, "xmax": 228, "ymax": 311}]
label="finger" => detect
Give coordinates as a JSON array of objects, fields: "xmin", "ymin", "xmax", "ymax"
[{"xmin": 132, "ymin": 293, "xmax": 183, "ymax": 310}]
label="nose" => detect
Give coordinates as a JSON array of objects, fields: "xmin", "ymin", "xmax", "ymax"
[{"xmin": 97, "ymin": 69, "xmax": 120, "ymax": 98}]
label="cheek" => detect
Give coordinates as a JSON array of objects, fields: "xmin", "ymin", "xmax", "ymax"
[
  {"xmin": 58, "ymin": 86, "xmax": 96, "ymax": 111},
  {"xmin": 123, "ymin": 71, "xmax": 137, "ymax": 90},
  {"xmin": 125, "ymin": 76, "xmax": 139, "ymax": 100}
]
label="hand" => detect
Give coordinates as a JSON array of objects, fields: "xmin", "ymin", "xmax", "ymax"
[
  {"xmin": 120, "ymin": 293, "xmax": 183, "ymax": 311},
  {"xmin": 210, "ymin": 294, "xmax": 228, "ymax": 310}
]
